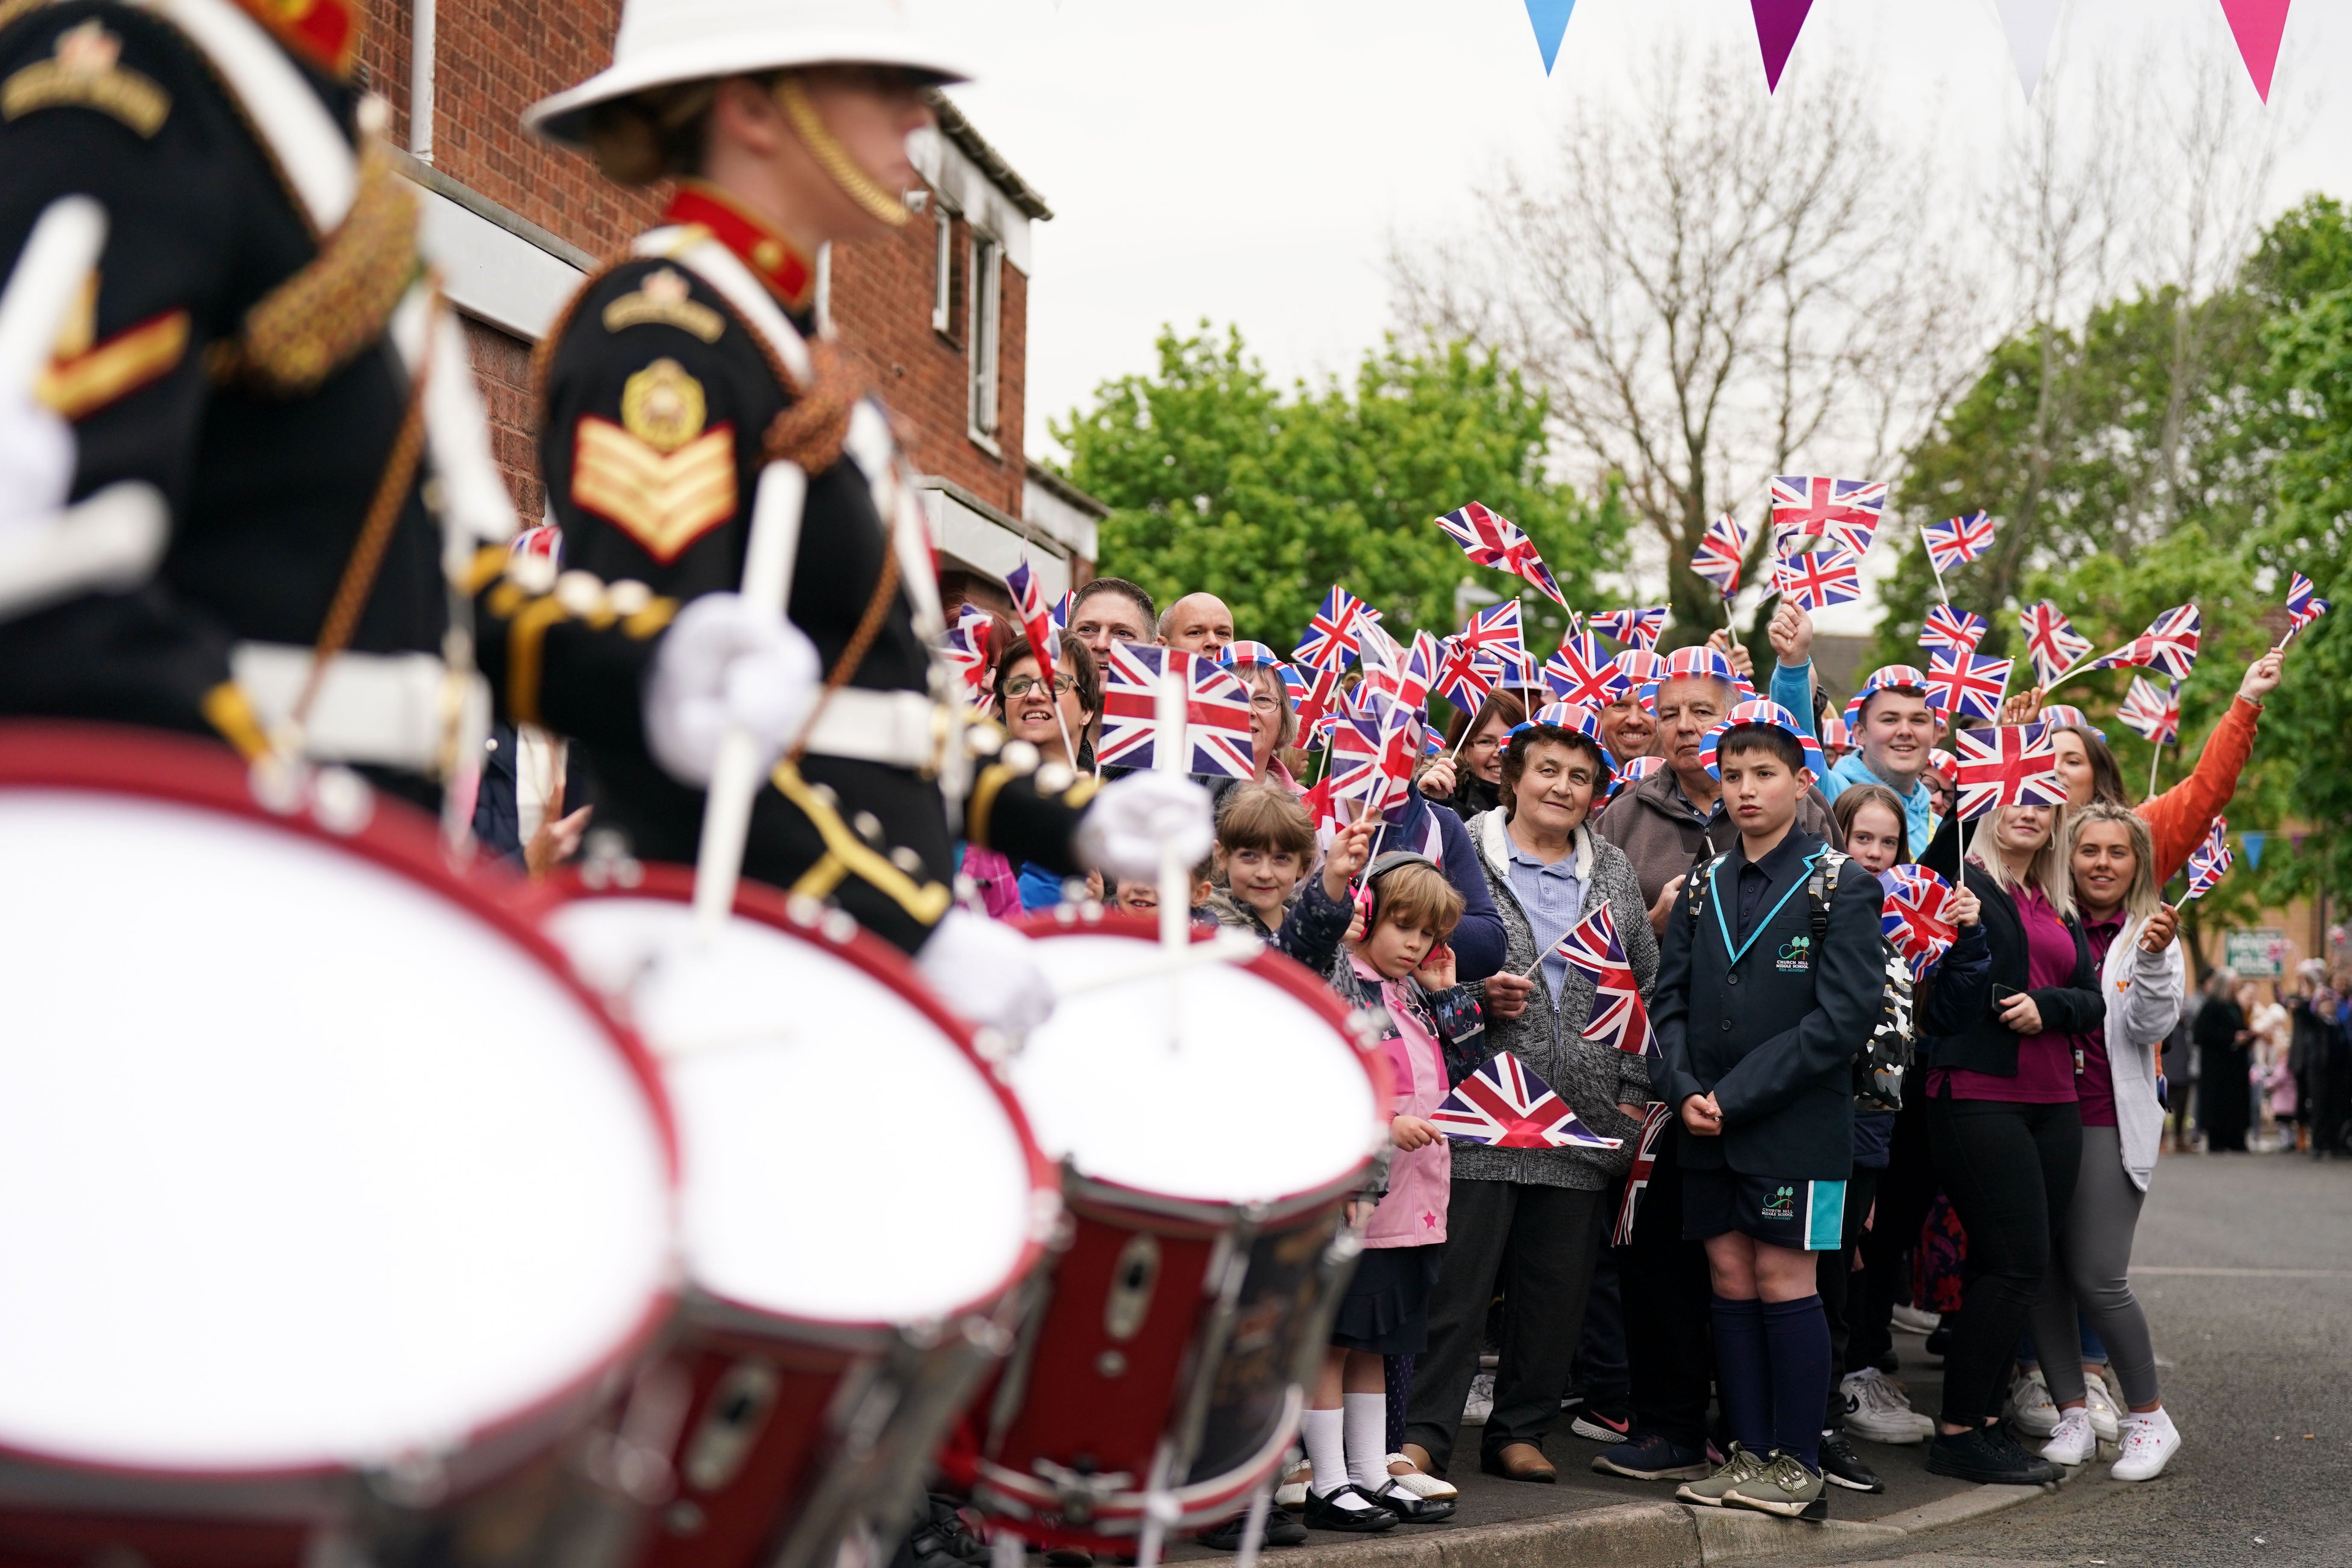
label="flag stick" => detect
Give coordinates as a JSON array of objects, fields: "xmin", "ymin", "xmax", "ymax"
[
  {"xmin": 2147, "ymin": 740, "xmax": 2163, "ymax": 802},
  {"xmin": 1154, "ymin": 661, "xmax": 1191, "ymax": 955},
  {"xmin": 2272, "ymin": 620, "xmax": 2305, "ymax": 656}
]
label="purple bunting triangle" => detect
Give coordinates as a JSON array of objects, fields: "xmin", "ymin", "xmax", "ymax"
[
  {"xmin": 1522, "ymin": 0, "xmax": 1577, "ymax": 75},
  {"xmin": 2217, "ymin": 0, "xmax": 2292, "ymax": 102},
  {"xmin": 1750, "ymin": 0, "xmax": 1815, "ymax": 92}
]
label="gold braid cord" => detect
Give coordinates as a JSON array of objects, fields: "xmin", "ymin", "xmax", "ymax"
[
  {"xmin": 762, "ymin": 337, "xmax": 859, "ymax": 473},
  {"xmin": 771, "ymin": 76, "xmax": 911, "ymax": 229}
]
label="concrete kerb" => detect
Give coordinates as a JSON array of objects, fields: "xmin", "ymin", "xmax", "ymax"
[{"xmin": 1243, "ymin": 1478, "xmax": 2062, "ymax": 1568}]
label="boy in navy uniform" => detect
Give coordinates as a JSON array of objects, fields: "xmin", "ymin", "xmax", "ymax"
[{"xmin": 1650, "ymin": 710, "xmax": 1886, "ymax": 1520}]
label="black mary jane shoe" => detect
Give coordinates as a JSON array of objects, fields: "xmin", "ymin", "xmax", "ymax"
[
  {"xmin": 1299, "ymin": 1485, "xmax": 1399, "ymax": 1533},
  {"xmin": 1366, "ymin": 1481, "xmax": 1456, "ymax": 1524}
]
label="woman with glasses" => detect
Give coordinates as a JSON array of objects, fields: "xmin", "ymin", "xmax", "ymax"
[
  {"xmin": 990, "ymin": 632, "xmax": 1101, "ymax": 910},
  {"xmin": 1230, "ymin": 659, "xmax": 1308, "ymax": 792},
  {"xmin": 1418, "ymin": 691, "xmax": 1531, "ymax": 820}
]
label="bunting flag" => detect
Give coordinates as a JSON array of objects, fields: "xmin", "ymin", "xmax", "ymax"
[
  {"xmin": 2184, "ymin": 817, "xmax": 2233, "ymax": 900},
  {"xmin": 1774, "ymin": 548, "xmax": 1863, "ymax": 613},
  {"xmin": 2019, "ymin": 600, "xmax": 2093, "ymax": 686},
  {"xmin": 1691, "ymin": 512, "xmax": 1749, "ymax": 599},
  {"xmin": 1951, "ymin": 724, "xmax": 2068, "ymax": 819},
  {"xmin": 1769, "ymin": 475, "xmax": 1887, "ymax": 558},
  {"xmin": 2118, "ymin": 676, "xmax": 2182, "ymax": 745},
  {"xmin": 1590, "ymin": 606, "xmax": 1669, "ymax": 650},
  {"xmin": 1004, "ymin": 559, "xmax": 1058, "ymax": 691},
  {"xmin": 1750, "ymin": 0, "xmax": 1816, "ymax": 93},
  {"xmin": 1879, "ymin": 865, "xmax": 1959, "ymax": 980},
  {"xmin": 1613, "ymin": 1102, "xmax": 1673, "ymax": 1245},
  {"xmin": 1294, "ymin": 586, "xmax": 1367, "ymax": 670},
  {"xmin": 1922, "ymin": 510, "xmax": 2000, "ymax": 574},
  {"xmin": 1096, "ymin": 645, "xmax": 1256, "ymax": 777},
  {"xmin": 1921, "ymin": 603, "xmax": 1990, "ymax": 656},
  {"xmin": 1992, "ymin": 0, "xmax": 2065, "ymax": 99},
  {"xmin": 2218, "ymin": 0, "xmax": 2293, "ymax": 103},
  {"xmin": 1523, "ymin": 0, "xmax": 1576, "ymax": 74},
  {"xmin": 1555, "ymin": 903, "xmax": 1656, "ymax": 1060},
  {"xmin": 2085, "ymin": 605, "xmax": 2202, "ymax": 681},
  {"xmin": 1432, "ymin": 1053, "xmax": 1622, "ymax": 1150},
  {"xmin": 1924, "ymin": 649, "xmax": 2013, "ymax": 722},
  {"xmin": 1434, "ymin": 501, "xmax": 1572, "ymax": 610}
]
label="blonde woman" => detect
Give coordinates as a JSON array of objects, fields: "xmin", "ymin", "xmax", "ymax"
[
  {"xmin": 2028, "ymin": 804, "xmax": 2187, "ymax": 1479},
  {"xmin": 1921, "ymin": 803, "xmax": 2106, "ymax": 1486}
]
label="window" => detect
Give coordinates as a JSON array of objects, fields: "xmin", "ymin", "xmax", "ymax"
[
  {"xmin": 932, "ymin": 208, "xmax": 956, "ymax": 336},
  {"xmin": 968, "ymin": 233, "xmax": 1002, "ymax": 445}
]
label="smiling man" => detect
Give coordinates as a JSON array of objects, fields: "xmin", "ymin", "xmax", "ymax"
[{"xmin": 1158, "ymin": 591, "xmax": 1236, "ymax": 655}]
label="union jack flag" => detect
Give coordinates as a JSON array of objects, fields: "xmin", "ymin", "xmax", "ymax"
[
  {"xmin": 1329, "ymin": 713, "xmax": 1419, "ymax": 826},
  {"xmin": 1612, "ymin": 1103, "xmax": 1673, "ymax": 1245},
  {"xmin": 1590, "ymin": 606, "xmax": 1669, "ymax": 650},
  {"xmin": 1555, "ymin": 903, "xmax": 1656, "ymax": 1060},
  {"xmin": 947, "ymin": 602, "xmax": 995, "ymax": 657},
  {"xmin": 1291, "ymin": 664, "xmax": 1344, "ymax": 736},
  {"xmin": 2086, "ymin": 605, "xmax": 2201, "ymax": 682},
  {"xmin": 1294, "ymin": 586, "xmax": 1367, "ymax": 670},
  {"xmin": 1921, "ymin": 511, "xmax": 1998, "ymax": 574},
  {"xmin": 1434, "ymin": 501, "xmax": 1572, "ymax": 610},
  {"xmin": 1770, "ymin": 475, "xmax": 1888, "ymax": 559},
  {"xmin": 1544, "ymin": 633, "xmax": 1631, "ymax": 708},
  {"xmin": 939, "ymin": 642, "xmax": 991, "ymax": 710},
  {"xmin": 1921, "ymin": 603, "xmax": 1988, "ymax": 656},
  {"xmin": 1924, "ymin": 649, "xmax": 2012, "ymax": 722},
  {"xmin": 1879, "ymin": 865, "xmax": 1958, "ymax": 980},
  {"xmin": 2117, "ymin": 676, "xmax": 2181, "ymax": 746},
  {"xmin": 1950, "ymin": 725, "xmax": 2067, "ymax": 821},
  {"xmin": 1775, "ymin": 548, "xmax": 1863, "ymax": 613},
  {"xmin": 1005, "ymin": 558, "xmax": 1058, "ymax": 688},
  {"xmin": 1691, "ymin": 513, "xmax": 1749, "ymax": 599},
  {"xmin": 2286, "ymin": 571, "xmax": 2331, "ymax": 633},
  {"xmin": 1050, "ymin": 589, "xmax": 1074, "ymax": 632},
  {"xmin": 2183, "ymin": 817, "xmax": 2232, "ymax": 901},
  {"xmin": 1395, "ymin": 629, "xmax": 1442, "ymax": 713},
  {"xmin": 1434, "ymin": 637, "xmax": 1498, "ymax": 715},
  {"xmin": 1531, "ymin": 701, "xmax": 1604, "ymax": 740},
  {"xmin": 510, "ymin": 523, "xmax": 562, "ymax": 563},
  {"xmin": 1460, "ymin": 599, "xmax": 1526, "ymax": 659},
  {"xmin": 1096, "ymin": 645, "xmax": 1256, "ymax": 777},
  {"xmin": 2019, "ymin": 601, "xmax": 2092, "ymax": 686},
  {"xmin": 1432, "ymin": 1053, "xmax": 1622, "ymax": 1150}
]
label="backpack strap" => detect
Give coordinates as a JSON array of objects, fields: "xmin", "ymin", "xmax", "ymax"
[
  {"xmin": 1685, "ymin": 852, "xmax": 1726, "ymax": 933},
  {"xmin": 1808, "ymin": 849, "xmax": 1846, "ymax": 946}
]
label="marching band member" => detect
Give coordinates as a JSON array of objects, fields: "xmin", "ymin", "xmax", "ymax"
[
  {"xmin": 0, "ymin": 0, "xmax": 516, "ymax": 815},
  {"xmin": 493, "ymin": 0, "xmax": 1205, "ymax": 1018}
]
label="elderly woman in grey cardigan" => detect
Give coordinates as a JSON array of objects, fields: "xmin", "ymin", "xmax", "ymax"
[{"xmin": 1400, "ymin": 719, "xmax": 1658, "ymax": 1485}]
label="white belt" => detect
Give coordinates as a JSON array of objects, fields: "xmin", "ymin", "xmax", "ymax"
[
  {"xmin": 799, "ymin": 687, "xmax": 950, "ymax": 773},
  {"xmin": 230, "ymin": 642, "xmax": 487, "ymax": 774}
]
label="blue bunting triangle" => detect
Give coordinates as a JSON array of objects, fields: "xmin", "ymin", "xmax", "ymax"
[{"xmin": 1523, "ymin": 0, "xmax": 1577, "ymax": 74}]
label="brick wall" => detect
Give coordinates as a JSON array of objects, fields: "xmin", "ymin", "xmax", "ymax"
[{"xmin": 464, "ymin": 319, "xmax": 544, "ymax": 521}]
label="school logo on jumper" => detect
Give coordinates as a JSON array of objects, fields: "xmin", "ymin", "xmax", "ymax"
[
  {"xmin": 1775, "ymin": 935, "xmax": 1812, "ymax": 972},
  {"xmin": 1762, "ymin": 1186, "xmax": 1796, "ymax": 1220}
]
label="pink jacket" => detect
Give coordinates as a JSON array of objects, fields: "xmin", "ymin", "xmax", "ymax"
[{"xmin": 1354, "ymin": 957, "xmax": 1452, "ymax": 1249}]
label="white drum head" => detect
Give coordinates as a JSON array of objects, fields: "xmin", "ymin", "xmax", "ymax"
[
  {"xmin": 1012, "ymin": 931, "xmax": 1380, "ymax": 1205},
  {"xmin": 0, "ymin": 790, "xmax": 675, "ymax": 1476},
  {"xmin": 545, "ymin": 897, "xmax": 1043, "ymax": 1327}
]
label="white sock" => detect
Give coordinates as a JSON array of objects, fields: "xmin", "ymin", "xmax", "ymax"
[
  {"xmin": 1302, "ymin": 1408, "xmax": 1372, "ymax": 1508},
  {"xmin": 1344, "ymin": 1392, "xmax": 1388, "ymax": 1491}
]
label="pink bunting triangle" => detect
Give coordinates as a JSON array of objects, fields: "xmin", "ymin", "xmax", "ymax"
[
  {"xmin": 2217, "ymin": 0, "xmax": 2292, "ymax": 102},
  {"xmin": 1750, "ymin": 0, "xmax": 1815, "ymax": 93}
]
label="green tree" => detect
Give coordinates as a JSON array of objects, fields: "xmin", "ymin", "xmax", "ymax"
[{"xmin": 1052, "ymin": 324, "xmax": 1626, "ymax": 653}]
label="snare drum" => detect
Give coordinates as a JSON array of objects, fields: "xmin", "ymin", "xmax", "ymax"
[
  {"xmin": 940, "ymin": 911, "xmax": 1388, "ymax": 1550},
  {"xmin": 0, "ymin": 724, "xmax": 679, "ymax": 1568},
  {"xmin": 538, "ymin": 867, "xmax": 1059, "ymax": 1568}
]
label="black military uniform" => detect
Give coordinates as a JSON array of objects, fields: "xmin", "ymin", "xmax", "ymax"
[
  {"xmin": 473, "ymin": 180, "xmax": 1090, "ymax": 954},
  {"xmin": 0, "ymin": 0, "xmax": 468, "ymax": 807}
]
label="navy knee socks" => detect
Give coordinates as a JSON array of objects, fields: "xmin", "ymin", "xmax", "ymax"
[
  {"xmin": 1709, "ymin": 1295, "xmax": 1769, "ymax": 1454},
  {"xmin": 1713, "ymin": 1294, "xmax": 1831, "ymax": 1470}
]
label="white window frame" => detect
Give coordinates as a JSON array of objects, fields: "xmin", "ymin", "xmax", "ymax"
[
  {"xmin": 967, "ymin": 231, "xmax": 1002, "ymax": 450},
  {"xmin": 932, "ymin": 206, "xmax": 957, "ymax": 336}
]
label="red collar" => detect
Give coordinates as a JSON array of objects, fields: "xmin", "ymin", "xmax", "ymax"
[
  {"xmin": 232, "ymin": 0, "xmax": 360, "ymax": 79},
  {"xmin": 664, "ymin": 182, "xmax": 817, "ymax": 313}
]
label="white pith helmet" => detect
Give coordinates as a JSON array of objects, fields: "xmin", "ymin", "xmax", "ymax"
[{"xmin": 524, "ymin": 0, "xmax": 970, "ymax": 148}]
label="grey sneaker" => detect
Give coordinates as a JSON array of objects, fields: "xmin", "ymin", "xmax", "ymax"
[
  {"xmin": 1723, "ymin": 1449, "xmax": 1828, "ymax": 1521},
  {"xmin": 1673, "ymin": 1443, "xmax": 1768, "ymax": 1508}
]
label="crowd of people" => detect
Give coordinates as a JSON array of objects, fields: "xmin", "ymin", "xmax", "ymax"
[{"xmin": 939, "ymin": 572, "xmax": 2306, "ymax": 1536}]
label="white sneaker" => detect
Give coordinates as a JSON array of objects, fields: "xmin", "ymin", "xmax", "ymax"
[
  {"xmin": 1274, "ymin": 1459, "xmax": 1309, "ymax": 1509},
  {"xmin": 1840, "ymin": 1368, "xmax": 1935, "ymax": 1444},
  {"xmin": 1463, "ymin": 1370, "xmax": 1495, "ymax": 1426},
  {"xmin": 2111, "ymin": 1409, "xmax": 2182, "ymax": 1482},
  {"xmin": 1384, "ymin": 1455, "xmax": 1457, "ymax": 1500},
  {"xmin": 2040, "ymin": 1408, "xmax": 2095, "ymax": 1467},
  {"xmin": 2083, "ymin": 1379, "xmax": 2122, "ymax": 1444},
  {"xmin": 2005, "ymin": 1370, "xmax": 2060, "ymax": 1438},
  {"xmin": 1890, "ymin": 1304, "xmax": 1941, "ymax": 1335}
]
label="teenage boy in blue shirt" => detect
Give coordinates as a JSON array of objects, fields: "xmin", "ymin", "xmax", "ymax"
[{"xmin": 1650, "ymin": 714, "xmax": 1887, "ymax": 1520}]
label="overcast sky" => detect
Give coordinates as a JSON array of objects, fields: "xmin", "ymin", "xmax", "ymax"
[{"xmin": 909, "ymin": 0, "xmax": 2345, "ymax": 625}]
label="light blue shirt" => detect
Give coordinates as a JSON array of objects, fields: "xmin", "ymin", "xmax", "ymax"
[{"xmin": 1505, "ymin": 833, "xmax": 1588, "ymax": 1002}]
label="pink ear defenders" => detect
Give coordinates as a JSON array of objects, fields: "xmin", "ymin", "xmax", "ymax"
[{"xmin": 1357, "ymin": 850, "xmax": 1440, "ymax": 932}]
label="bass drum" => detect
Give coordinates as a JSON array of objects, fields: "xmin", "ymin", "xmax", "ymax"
[
  {"xmin": 538, "ymin": 866, "xmax": 1059, "ymax": 1568},
  {"xmin": 0, "ymin": 724, "xmax": 679, "ymax": 1568},
  {"xmin": 940, "ymin": 909, "xmax": 1388, "ymax": 1551}
]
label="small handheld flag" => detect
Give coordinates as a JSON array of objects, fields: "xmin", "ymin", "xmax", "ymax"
[
  {"xmin": 2282, "ymin": 572, "xmax": 2330, "ymax": 646},
  {"xmin": 2183, "ymin": 817, "xmax": 2232, "ymax": 901},
  {"xmin": 2083, "ymin": 605, "xmax": 2201, "ymax": 683},
  {"xmin": 1435, "ymin": 501, "xmax": 1572, "ymax": 610},
  {"xmin": 1432, "ymin": 1053, "xmax": 1622, "ymax": 1150},
  {"xmin": 1543, "ymin": 633, "xmax": 1631, "ymax": 709},
  {"xmin": 1921, "ymin": 511, "xmax": 1999, "ymax": 574},
  {"xmin": 1774, "ymin": 548, "xmax": 1862, "ymax": 613},
  {"xmin": 1924, "ymin": 649, "xmax": 2012, "ymax": 723},
  {"xmin": 1691, "ymin": 513, "xmax": 1749, "ymax": 600},
  {"xmin": 1097, "ymin": 645, "xmax": 1256, "ymax": 778},
  {"xmin": 1554, "ymin": 903, "xmax": 1656, "ymax": 1060},
  {"xmin": 1005, "ymin": 559, "xmax": 1058, "ymax": 686},
  {"xmin": 1611, "ymin": 1103, "xmax": 1672, "ymax": 1245},
  {"xmin": 1921, "ymin": 603, "xmax": 1989, "ymax": 656},
  {"xmin": 1879, "ymin": 865, "xmax": 1958, "ymax": 980},
  {"xmin": 1770, "ymin": 475, "xmax": 1887, "ymax": 559},
  {"xmin": 2117, "ymin": 676, "xmax": 2181, "ymax": 746},
  {"xmin": 1590, "ymin": 606, "xmax": 1669, "ymax": 650},
  {"xmin": 1294, "ymin": 586, "xmax": 1367, "ymax": 670},
  {"xmin": 1951, "ymin": 725, "xmax": 2068, "ymax": 820},
  {"xmin": 2019, "ymin": 601, "xmax": 2092, "ymax": 687}
]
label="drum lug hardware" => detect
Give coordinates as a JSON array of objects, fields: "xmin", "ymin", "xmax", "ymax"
[
  {"xmin": 1094, "ymin": 1349, "xmax": 1127, "ymax": 1379},
  {"xmin": 679, "ymin": 1359, "xmax": 779, "ymax": 1493},
  {"xmin": 1102, "ymin": 1233, "xmax": 1161, "ymax": 1342},
  {"xmin": 309, "ymin": 766, "xmax": 375, "ymax": 836},
  {"xmin": 370, "ymin": 1448, "xmax": 450, "ymax": 1509},
  {"xmin": 579, "ymin": 827, "xmax": 643, "ymax": 890},
  {"xmin": 1029, "ymin": 1458, "xmax": 1132, "ymax": 1525}
]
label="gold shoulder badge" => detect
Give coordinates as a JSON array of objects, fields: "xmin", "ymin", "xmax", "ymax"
[
  {"xmin": 3, "ymin": 20, "xmax": 170, "ymax": 136},
  {"xmin": 601, "ymin": 268, "xmax": 725, "ymax": 343},
  {"xmin": 574, "ymin": 367, "xmax": 736, "ymax": 564}
]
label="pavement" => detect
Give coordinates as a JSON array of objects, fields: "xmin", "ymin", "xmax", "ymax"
[{"xmin": 1157, "ymin": 1146, "xmax": 2350, "ymax": 1567}]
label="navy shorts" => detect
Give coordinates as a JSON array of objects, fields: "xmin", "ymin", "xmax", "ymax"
[{"xmin": 1683, "ymin": 1166, "xmax": 1846, "ymax": 1251}]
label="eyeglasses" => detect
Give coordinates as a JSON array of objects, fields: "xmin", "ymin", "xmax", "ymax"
[
  {"xmin": 1003, "ymin": 674, "xmax": 1076, "ymax": 698},
  {"xmin": 1248, "ymin": 694, "xmax": 1283, "ymax": 713}
]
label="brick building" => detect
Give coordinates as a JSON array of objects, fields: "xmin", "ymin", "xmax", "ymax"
[{"xmin": 364, "ymin": 0, "xmax": 1100, "ymax": 610}]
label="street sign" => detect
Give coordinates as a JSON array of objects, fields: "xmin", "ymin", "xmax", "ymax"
[{"xmin": 2225, "ymin": 929, "xmax": 2287, "ymax": 978}]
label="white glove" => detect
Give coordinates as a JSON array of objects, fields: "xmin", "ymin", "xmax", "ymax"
[
  {"xmin": 1074, "ymin": 770, "xmax": 1215, "ymax": 884},
  {"xmin": 916, "ymin": 908, "xmax": 1057, "ymax": 1038},
  {"xmin": 644, "ymin": 592, "xmax": 821, "ymax": 787},
  {"xmin": 0, "ymin": 394, "xmax": 74, "ymax": 543}
]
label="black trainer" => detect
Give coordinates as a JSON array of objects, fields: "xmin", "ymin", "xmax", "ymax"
[
  {"xmin": 1194, "ymin": 1506, "xmax": 1306, "ymax": 1552},
  {"xmin": 1925, "ymin": 1425, "xmax": 2061, "ymax": 1485},
  {"xmin": 1817, "ymin": 1431, "xmax": 1885, "ymax": 1493}
]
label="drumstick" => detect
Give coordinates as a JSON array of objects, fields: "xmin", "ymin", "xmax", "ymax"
[
  {"xmin": 692, "ymin": 460, "xmax": 807, "ymax": 940},
  {"xmin": 1154, "ymin": 657, "xmax": 1190, "ymax": 953},
  {"xmin": 0, "ymin": 196, "xmax": 105, "ymax": 400}
]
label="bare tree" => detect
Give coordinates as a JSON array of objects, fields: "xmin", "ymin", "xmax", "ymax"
[{"xmin": 1391, "ymin": 42, "xmax": 1977, "ymax": 638}]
